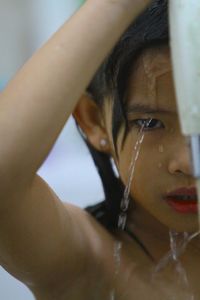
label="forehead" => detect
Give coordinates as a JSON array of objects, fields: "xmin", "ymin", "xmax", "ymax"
[{"xmin": 127, "ymin": 46, "xmax": 177, "ymax": 111}]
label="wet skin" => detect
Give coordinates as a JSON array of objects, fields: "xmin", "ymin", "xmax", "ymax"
[
  {"xmin": 100, "ymin": 46, "xmax": 198, "ymax": 236},
  {"xmin": 2, "ymin": 1, "xmax": 199, "ymax": 298},
  {"xmin": 7, "ymin": 46, "xmax": 199, "ymax": 300},
  {"xmin": 72, "ymin": 46, "xmax": 200, "ymax": 299}
]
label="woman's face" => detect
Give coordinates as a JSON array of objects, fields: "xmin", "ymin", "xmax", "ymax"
[{"xmin": 104, "ymin": 46, "xmax": 198, "ymax": 232}]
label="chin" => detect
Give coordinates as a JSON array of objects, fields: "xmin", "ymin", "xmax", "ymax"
[{"xmin": 166, "ymin": 217, "xmax": 199, "ymax": 233}]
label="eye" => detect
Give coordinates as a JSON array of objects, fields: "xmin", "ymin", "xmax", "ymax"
[{"xmin": 129, "ymin": 118, "xmax": 164, "ymax": 131}]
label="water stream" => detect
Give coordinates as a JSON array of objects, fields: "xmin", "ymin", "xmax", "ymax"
[
  {"xmin": 118, "ymin": 121, "xmax": 149, "ymax": 231},
  {"xmin": 111, "ymin": 120, "xmax": 152, "ymax": 299}
]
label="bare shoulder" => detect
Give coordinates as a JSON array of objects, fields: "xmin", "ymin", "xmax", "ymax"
[{"xmin": 32, "ymin": 202, "xmax": 116, "ymax": 300}]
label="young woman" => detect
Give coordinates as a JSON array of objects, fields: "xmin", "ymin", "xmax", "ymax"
[{"xmin": 0, "ymin": 0, "xmax": 199, "ymax": 299}]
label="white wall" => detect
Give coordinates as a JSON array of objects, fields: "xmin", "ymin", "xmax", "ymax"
[{"xmin": 0, "ymin": 1, "xmax": 103, "ymax": 299}]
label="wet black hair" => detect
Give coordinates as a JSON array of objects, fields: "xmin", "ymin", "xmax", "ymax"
[{"xmin": 81, "ymin": 0, "xmax": 169, "ymax": 230}]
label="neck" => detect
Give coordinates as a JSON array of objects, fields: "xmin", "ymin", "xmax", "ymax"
[{"xmin": 126, "ymin": 203, "xmax": 200, "ymax": 263}]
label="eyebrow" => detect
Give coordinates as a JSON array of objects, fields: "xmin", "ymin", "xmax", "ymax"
[{"xmin": 126, "ymin": 103, "xmax": 174, "ymax": 114}]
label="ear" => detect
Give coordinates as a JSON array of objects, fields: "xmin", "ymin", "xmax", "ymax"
[{"xmin": 73, "ymin": 93, "xmax": 111, "ymax": 153}]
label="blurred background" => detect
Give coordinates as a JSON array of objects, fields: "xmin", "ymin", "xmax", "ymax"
[{"xmin": 0, "ymin": 0, "xmax": 104, "ymax": 298}]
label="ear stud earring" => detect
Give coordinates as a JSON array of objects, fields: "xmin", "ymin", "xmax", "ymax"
[{"xmin": 100, "ymin": 138, "xmax": 108, "ymax": 148}]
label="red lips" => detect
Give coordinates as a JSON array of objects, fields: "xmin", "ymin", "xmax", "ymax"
[{"xmin": 164, "ymin": 187, "xmax": 198, "ymax": 214}]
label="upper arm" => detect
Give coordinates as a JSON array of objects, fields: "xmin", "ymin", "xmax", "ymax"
[{"xmin": 0, "ymin": 175, "xmax": 91, "ymax": 289}]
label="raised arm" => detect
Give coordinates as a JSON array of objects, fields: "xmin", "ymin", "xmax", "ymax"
[
  {"xmin": 0, "ymin": 0, "xmax": 151, "ymax": 294},
  {"xmin": 0, "ymin": 0, "xmax": 151, "ymax": 191}
]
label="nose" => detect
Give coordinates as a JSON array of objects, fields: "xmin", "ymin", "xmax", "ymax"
[{"xmin": 168, "ymin": 136, "xmax": 193, "ymax": 176}]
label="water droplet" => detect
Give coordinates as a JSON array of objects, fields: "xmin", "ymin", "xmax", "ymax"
[{"xmin": 158, "ymin": 145, "xmax": 164, "ymax": 153}]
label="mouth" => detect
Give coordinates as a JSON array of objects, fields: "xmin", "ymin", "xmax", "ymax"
[{"xmin": 164, "ymin": 187, "xmax": 198, "ymax": 214}]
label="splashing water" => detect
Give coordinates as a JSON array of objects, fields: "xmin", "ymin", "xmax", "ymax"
[
  {"xmin": 152, "ymin": 230, "xmax": 200, "ymax": 300},
  {"xmin": 154, "ymin": 230, "xmax": 200, "ymax": 273}
]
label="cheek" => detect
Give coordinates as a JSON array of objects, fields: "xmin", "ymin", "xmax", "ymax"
[{"xmin": 117, "ymin": 133, "xmax": 137, "ymax": 184}]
